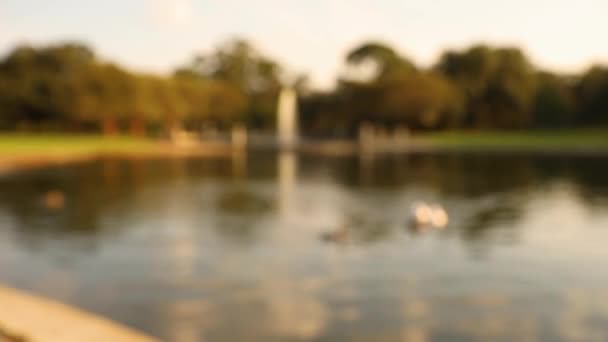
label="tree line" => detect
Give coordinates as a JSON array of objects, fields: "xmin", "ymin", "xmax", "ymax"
[
  {"xmin": 0, "ymin": 40, "xmax": 282, "ymax": 135},
  {"xmin": 302, "ymin": 42, "xmax": 608, "ymax": 136},
  {"xmin": 0, "ymin": 39, "xmax": 607, "ymax": 136}
]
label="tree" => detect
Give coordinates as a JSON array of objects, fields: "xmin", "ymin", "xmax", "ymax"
[
  {"xmin": 0, "ymin": 43, "xmax": 96, "ymax": 129},
  {"xmin": 173, "ymin": 70, "xmax": 248, "ymax": 130},
  {"xmin": 344, "ymin": 41, "xmax": 416, "ymax": 82},
  {"xmin": 532, "ymin": 72, "xmax": 576, "ymax": 127},
  {"xmin": 436, "ymin": 45, "xmax": 538, "ymax": 129},
  {"xmin": 76, "ymin": 63, "xmax": 136, "ymax": 135},
  {"xmin": 330, "ymin": 42, "xmax": 462, "ymax": 131},
  {"xmin": 0, "ymin": 43, "xmax": 143, "ymax": 134},
  {"xmin": 377, "ymin": 73, "xmax": 464, "ymax": 129},
  {"xmin": 575, "ymin": 66, "xmax": 608, "ymax": 125},
  {"xmin": 173, "ymin": 73, "xmax": 211, "ymax": 130},
  {"xmin": 207, "ymin": 80, "xmax": 248, "ymax": 128},
  {"xmin": 179, "ymin": 38, "xmax": 282, "ymax": 128}
]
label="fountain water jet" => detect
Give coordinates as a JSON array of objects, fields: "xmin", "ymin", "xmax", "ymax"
[{"xmin": 277, "ymin": 88, "xmax": 298, "ymax": 149}]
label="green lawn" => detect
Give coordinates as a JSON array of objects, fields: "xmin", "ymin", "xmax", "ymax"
[
  {"xmin": 0, "ymin": 134, "xmax": 160, "ymax": 157},
  {"xmin": 414, "ymin": 129, "xmax": 608, "ymax": 151},
  {"xmin": 1, "ymin": 130, "xmax": 608, "ymax": 158}
]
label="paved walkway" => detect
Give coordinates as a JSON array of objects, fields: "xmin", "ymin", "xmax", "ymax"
[{"xmin": 0, "ymin": 285, "xmax": 157, "ymax": 342}]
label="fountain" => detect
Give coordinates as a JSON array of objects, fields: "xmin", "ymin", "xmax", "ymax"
[{"xmin": 277, "ymin": 87, "xmax": 299, "ymax": 148}]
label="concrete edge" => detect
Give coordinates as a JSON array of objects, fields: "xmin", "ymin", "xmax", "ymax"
[{"xmin": 0, "ymin": 285, "xmax": 158, "ymax": 342}]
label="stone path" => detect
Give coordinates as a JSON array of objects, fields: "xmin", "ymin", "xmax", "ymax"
[{"xmin": 0, "ymin": 285, "xmax": 157, "ymax": 342}]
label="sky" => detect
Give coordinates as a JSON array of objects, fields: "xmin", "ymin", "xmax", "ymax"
[{"xmin": 1, "ymin": 0, "xmax": 608, "ymax": 88}]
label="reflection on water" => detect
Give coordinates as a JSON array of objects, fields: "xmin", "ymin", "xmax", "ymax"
[
  {"xmin": 278, "ymin": 152, "xmax": 297, "ymax": 221},
  {"xmin": 2, "ymin": 153, "xmax": 608, "ymax": 340}
]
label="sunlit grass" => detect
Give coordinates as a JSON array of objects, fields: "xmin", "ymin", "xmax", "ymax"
[
  {"xmin": 0, "ymin": 130, "xmax": 608, "ymax": 158},
  {"xmin": 415, "ymin": 129, "xmax": 608, "ymax": 150},
  {"xmin": 0, "ymin": 134, "xmax": 160, "ymax": 157}
]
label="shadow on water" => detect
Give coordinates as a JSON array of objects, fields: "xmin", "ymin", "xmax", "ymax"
[{"xmin": 2, "ymin": 153, "xmax": 608, "ymax": 340}]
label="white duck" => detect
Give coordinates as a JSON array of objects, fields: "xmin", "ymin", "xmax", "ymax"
[
  {"xmin": 429, "ymin": 204, "xmax": 449, "ymax": 229},
  {"xmin": 410, "ymin": 202, "xmax": 434, "ymax": 227},
  {"xmin": 409, "ymin": 202, "xmax": 448, "ymax": 229}
]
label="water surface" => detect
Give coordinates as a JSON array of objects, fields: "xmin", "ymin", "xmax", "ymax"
[{"xmin": 1, "ymin": 153, "xmax": 608, "ymax": 341}]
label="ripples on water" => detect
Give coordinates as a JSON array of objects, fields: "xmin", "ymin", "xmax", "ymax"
[{"xmin": 1, "ymin": 153, "xmax": 608, "ymax": 341}]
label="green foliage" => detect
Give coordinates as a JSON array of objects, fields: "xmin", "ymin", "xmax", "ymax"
[
  {"xmin": 576, "ymin": 66, "xmax": 608, "ymax": 124},
  {"xmin": 533, "ymin": 72, "xmax": 576, "ymax": 127},
  {"xmin": 0, "ymin": 44, "xmax": 96, "ymax": 125},
  {"xmin": 382, "ymin": 72, "xmax": 464, "ymax": 129},
  {"xmin": 436, "ymin": 45, "xmax": 538, "ymax": 129},
  {"xmin": 0, "ymin": 39, "xmax": 607, "ymax": 136},
  {"xmin": 300, "ymin": 42, "xmax": 462, "ymax": 135},
  {"xmin": 0, "ymin": 43, "xmax": 141, "ymax": 132},
  {"xmin": 0, "ymin": 41, "xmax": 255, "ymax": 134},
  {"xmin": 181, "ymin": 38, "xmax": 282, "ymax": 128},
  {"xmin": 345, "ymin": 41, "xmax": 416, "ymax": 82}
]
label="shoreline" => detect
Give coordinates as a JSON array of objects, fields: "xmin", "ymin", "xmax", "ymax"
[
  {"xmin": 1, "ymin": 131, "xmax": 608, "ymax": 174},
  {"xmin": 0, "ymin": 285, "xmax": 157, "ymax": 342},
  {"xmin": 4, "ymin": 142, "xmax": 608, "ymax": 175},
  {"xmin": 0, "ymin": 143, "xmax": 237, "ymax": 174}
]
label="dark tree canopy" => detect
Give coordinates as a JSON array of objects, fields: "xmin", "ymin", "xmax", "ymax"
[
  {"xmin": 0, "ymin": 39, "xmax": 607, "ymax": 135},
  {"xmin": 435, "ymin": 45, "xmax": 537, "ymax": 128},
  {"xmin": 179, "ymin": 38, "xmax": 283, "ymax": 128},
  {"xmin": 344, "ymin": 41, "xmax": 416, "ymax": 83},
  {"xmin": 576, "ymin": 66, "xmax": 608, "ymax": 124}
]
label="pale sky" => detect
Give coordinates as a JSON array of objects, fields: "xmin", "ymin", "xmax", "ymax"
[{"xmin": 1, "ymin": 0, "xmax": 607, "ymax": 88}]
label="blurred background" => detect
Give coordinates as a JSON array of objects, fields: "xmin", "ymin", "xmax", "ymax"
[
  {"xmin": 1, "ymin": 1, "xmax": 608, "ymax": 341},
  {"xmin": 0, "ymin": 0, "xmax": 607, "ymax": 136}
]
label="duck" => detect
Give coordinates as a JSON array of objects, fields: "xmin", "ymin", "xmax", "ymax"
[
  {"xmin": 320, "ymin": 225, "xmax": 350, "ymax": 244},
  {"xmin": 409, "ymin": 202, "xmax": 448, "ymax": 230},
  {"xmin": 42, "ymin": 190, "xmax": 65, "ymax": 210},
  {"xmin": 409, "ymin": 202, "xmax": 433, "ymax": 227},
  {"xmin": 429, "ymin": 204, "xmax": 449, "ymax": 229}
]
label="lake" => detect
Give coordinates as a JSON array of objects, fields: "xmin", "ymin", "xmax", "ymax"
[{"xmin": 1, "ymin": 152, "xmax": 608, "ymax": 341}]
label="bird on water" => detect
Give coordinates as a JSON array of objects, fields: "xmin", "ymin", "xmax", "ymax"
[{"xmin": 409, "ymin": 202, "xmax": 448, "ymax": 230}]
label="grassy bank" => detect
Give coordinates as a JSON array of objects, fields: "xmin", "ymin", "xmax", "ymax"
[
  {"xmin": 415, "ymin": 129, "xmax": 608, "ymax": 151},
  {"xmin": 0, "ymin": 134, "xmax": 160, "ymax": 157},
  {"xmin": 0, "ymin": 130, "xmax": 607, "ymax": 161},
  {"xmin": 0, "ymin": 134, "xmax": 234, "ymax": 173}
]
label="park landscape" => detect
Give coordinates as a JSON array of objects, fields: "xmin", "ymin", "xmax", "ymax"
[
  {"xmin": 1, "ymin": 1, "xmax": 608, "ymax": 341},
  {"xmin": 0, "ymin": 37, "xmax": 608, "ymax": 165}
]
